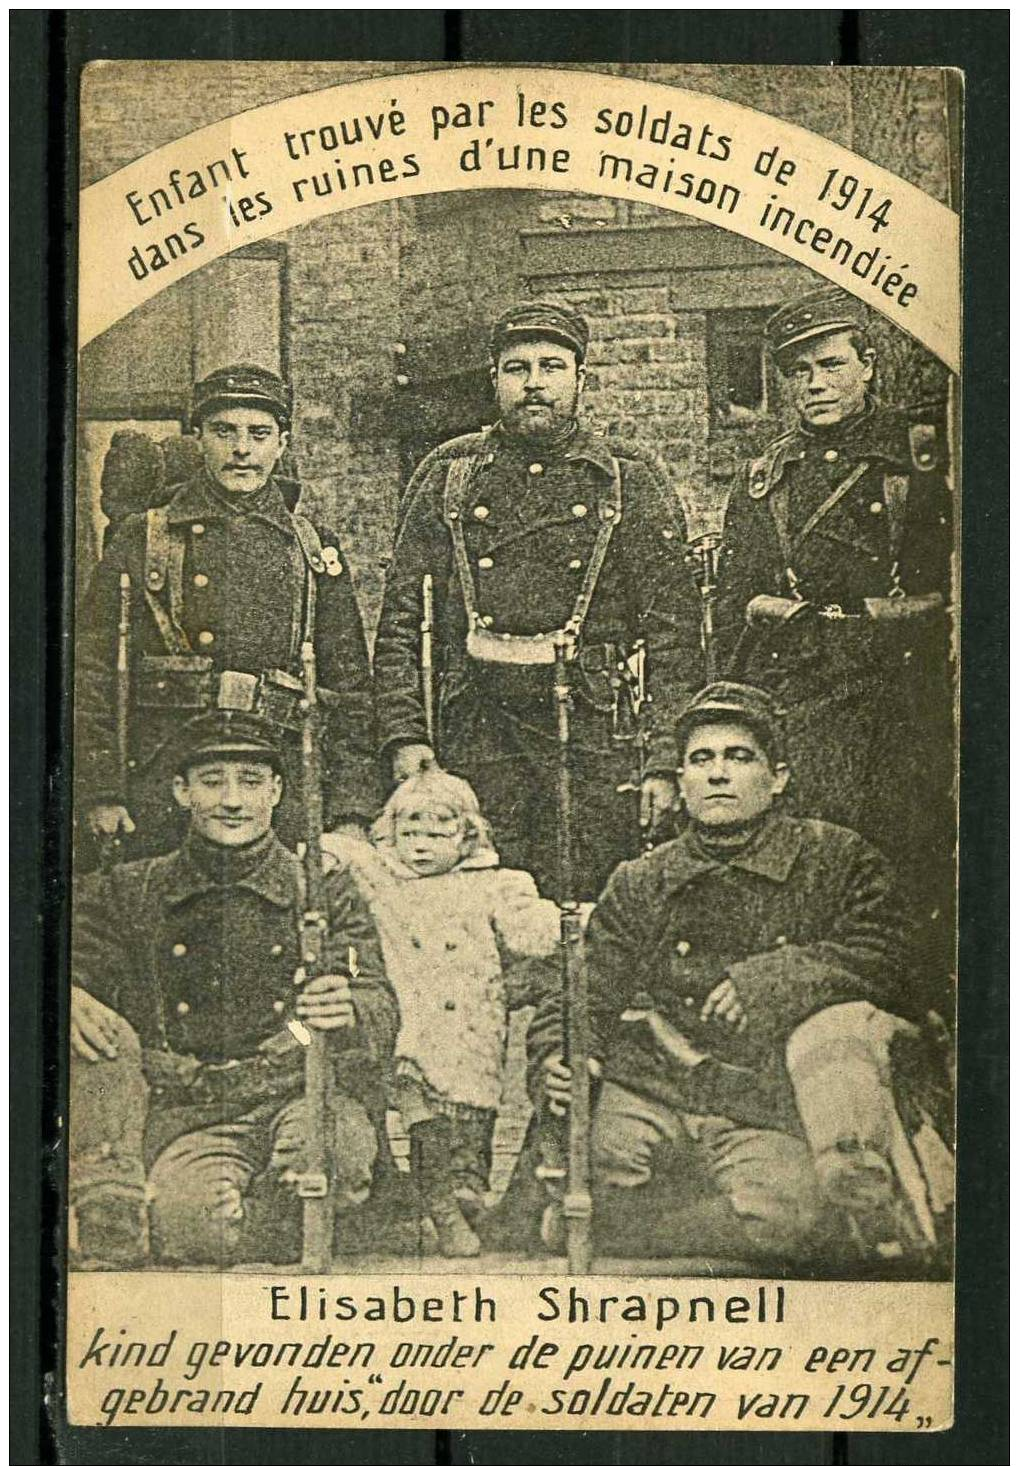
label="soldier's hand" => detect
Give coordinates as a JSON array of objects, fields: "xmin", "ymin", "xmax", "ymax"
[
  {"xmin": 71, "ymin": 985, "xmax": 123, "ymax": 1063},
  {"xmin": 700, "ymin": 978, "xmax": 748, "ymax": 1033},
  {"xmin": 297, "ymin": 973, "xmax": 356, "ymax": 1030},
  {"xmin": 543, "ymin": 1052, "xmax": 602, "ymax": 1116},
  {"xmin": 392, "ymin": 744, "xmax": 435, "ymax": 783},
  {"xmin": 639, "ymin": 776, "xmax": 678, "ymax": 837},
  {"xmin": 87, "ymin": 803, "xmax": 136, "ymax": 839}
]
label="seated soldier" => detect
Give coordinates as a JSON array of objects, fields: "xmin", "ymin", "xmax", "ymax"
[
  {"xmin": 68, "ymin": 702, "xmax": 397, "ymax": 1268},
  {"xmin": 527, "ymin": 682, "xmax": 952, "ymax": 1273}
]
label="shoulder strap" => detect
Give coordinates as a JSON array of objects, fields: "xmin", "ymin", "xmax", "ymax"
[
  {"xmin": 764, "ymin": 459, "xmax": 871, "ymax": 597},
  {"xmin": 748, "ymin": 430, "xmax": 799, "ymax": 500},
  {"xmin": 568, "ymin": 456, "xmax": 621, "ymax": 637},
  {"xmin": 289, "ymin": 513, "xmax": 328, "ymax": 662},
  {"xmin": 143, "ymin": 508, "xmax": 190, "ymax": 654},
  {"xmin": 291, "ymin": 513, "xmax": 326, "ymax": 574}
]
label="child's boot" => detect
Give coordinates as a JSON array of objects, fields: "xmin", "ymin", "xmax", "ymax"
[{"xmin": 410, "ymin": 1118, "xmax": 482, "ymax": 1258}]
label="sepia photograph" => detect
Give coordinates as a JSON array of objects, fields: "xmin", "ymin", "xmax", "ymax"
[{"xmin": 59, "ymin": 57, "xmax": 964, "ymax": 1433}]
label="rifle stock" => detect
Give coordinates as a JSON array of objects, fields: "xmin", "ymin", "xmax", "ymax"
[{"xmin": 297, "ymin": 639, "xmax": 333, "ymax": 1271}]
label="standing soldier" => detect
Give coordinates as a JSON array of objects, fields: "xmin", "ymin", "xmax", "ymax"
[
  {"xmin": 373, "ymin": 302, "xmax": 702, "ymax": 901},
  {"xmin": 716, "ymin": 286, "xmax": 955, "ymax": 984},
  {"xmin": 68, "ymin": 706, "xmax": 397, "ymax": 1268},
  {"xmin": 75, "ymin": 364, "xmax": 376, "ymax": 857}
]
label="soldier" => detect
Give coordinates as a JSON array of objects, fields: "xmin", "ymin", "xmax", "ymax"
[
  {"xmin": 75, "ymin": 364, "xmax": 376, "ymax": 858},
  {"xmin": 68, "ymin": 706, "xmax": 397, "ymax": 1268},
  {"xmin": 715, "ymin": 287, "xmax": 955, "ymax": 983},
  {"xmin": 373, "ymin": 301, "xmax": 703, "ymax": 901},
  {"xmin": 529, "ymin": 683, "xmax": 952, "ymax": 1271}
]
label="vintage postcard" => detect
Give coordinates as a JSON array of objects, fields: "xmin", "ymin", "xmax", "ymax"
[{"xmin": 65, "ymin": 60, "xmax": 959, "ymax": 1434}]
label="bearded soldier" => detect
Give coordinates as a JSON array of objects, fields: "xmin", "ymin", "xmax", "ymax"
[
  {"xmin": 715, "ymin": 287, "xmax": 955, "ymax": 986},
  {"xmin": 373, "ymin": 302, "xmax": 702, "ymax": 901},
  {"xmin": 75, "ymin": 364, "xmax": 376, "ymax": 857}
]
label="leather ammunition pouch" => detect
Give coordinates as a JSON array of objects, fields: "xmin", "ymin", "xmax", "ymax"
[
  {"xmin": 133, "ymin": 657, "xmax": 339, "ymax": 737},
  {"xmin": 745, "ymin": 595, "xmax": 813, "ymax": 629},
  {"xmin": 136, "ymin": 654, "xmax": 215, "ymax": 710},
  {"xmin": 464, "ymin": 625, "xmax": 569, "ymax": 667},
  {"xmin": 862, "ymin": 592, "xmax": 945, "ymax": 622}
]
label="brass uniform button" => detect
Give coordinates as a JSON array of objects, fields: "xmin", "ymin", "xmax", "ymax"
[
  {"xmin": 176, "ymin": 1001, "xmax": 190, "ymax": 1016},
  {"xmin": 473, "ymin": 504, "xmax": 490, "ymax": 520},
  {"xmin": 270, "ymin": 943, "xmax": 284, "ymax": 957},
  {"xmin": 192, "ymin": 522, "xmax": 205, "ymax": 535},
  {"xmin": 198, "ymin": 630, "xmax": 214, "ymax": 646},
  {"xmin": 870, "ymin": 501, "xmax": 884, "ymax": 515},
  {"xmin": 172, "ymin": 943, "xmax": 187, "ymax": 957},
  {"xmin": 194, "ymin": 573, "xmax": 209, "ymax": 587},
  {"xmin": 273, "ymin": 1000, "xmax": 285, "ymax": 1014},
  {"xmin": 823, "ymin": 449, "xmax": 839, "ymax": 462},
  {"xmin": 478, "ymin": 556, "xmax": 493, "ymax": 570},
  {"xmin": 571, "ymin": 503, "xmax": 588, "ymax": 518},
  {"xmin": 528, "ymin": 462, "xmax": 544, "ymax": 476},
  {"xmin": 676, "ymin": 940, "xmax": 691, "ymax": 957}
]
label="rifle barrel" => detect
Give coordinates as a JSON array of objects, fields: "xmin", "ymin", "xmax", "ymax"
[
  {"xmin": 421, "ymin": 573, "xmax": 435, "ymax": 749},
  {"xmin": 299, "ymin": 639, "xmax": 332, "ymax": 1271},
  {"xmin": 552, "ymin": 634, "xmax": 593, "ymax": 1273}
]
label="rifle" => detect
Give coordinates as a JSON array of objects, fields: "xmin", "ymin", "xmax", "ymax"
[
  {"xmin": 553, "ymin": 631, "xmax": 593, "ymax": 1274},
  {"xmin": 420, "ymin": 573, "xmax": 436, "ymax": 750},
  {"xmin": 612, "ymin": 639, "xmax": 655, "ymax": 854},
  {"xmin": 686, "ymin": 533, "xmax": 722, "ymax": 684},
  {"xmin": 98, "ymin": 573, "xmax": 133, "ymax": 871},
  {"xmin": 296, "ymin": 638, "xmax": 333, "ymax": 1271}
]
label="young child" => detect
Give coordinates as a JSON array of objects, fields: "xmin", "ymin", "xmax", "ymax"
[{"xmin": 324, "ymin": 769, "xmax": 560, "ymax": 1256}]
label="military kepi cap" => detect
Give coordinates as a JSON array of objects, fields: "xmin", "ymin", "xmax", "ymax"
[
  {"xmin": 676, "ymin": 682, "xmax": 787, "ymax": 765},
  {"xmin": 191, "ymin": 364, "xmax": 292, "ymax": 430},
  {"xmin": 490, "ymin": 301, "xmax": 589, "ymax": 362},
  {"xmin": 174, "ymin": 708, "xmax": 284, "ymax": 775},
  {"xmin": 765, "ymin": 286, "xmax": 866, "ymax": 360}
]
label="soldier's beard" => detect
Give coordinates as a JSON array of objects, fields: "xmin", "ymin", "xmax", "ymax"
[{"xmin": 502, "ymin": 395, "xmax": 579, "ymax": 443}]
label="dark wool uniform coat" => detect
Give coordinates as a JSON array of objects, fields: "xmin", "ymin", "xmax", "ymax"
[
  {"xmin": 714, "ymin": 404, "xmax": 955, "ymax": 977},
  {"xmin": 72, "ymin": 830, "xmax": 398, "ymax": 1160},
  {"xmin": 75, "ymin": 470, "xmax": 376, "ymax": 853},
  {"xmin": 526, "ymin": 812, "xmax": 912, "ymax": 1133},
  {"xmin": 373, "ymin": 423, "xmax": 703, "ymax": 899}
]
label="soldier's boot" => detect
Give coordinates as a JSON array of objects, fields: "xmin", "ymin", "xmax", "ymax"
[
  {"xmin": 448, "ymin": 1108, "xmax": 496, "ymax": 1226},
  {"xmin": 409, "ymin": 1119, "xmax": 482, "ymax": 1259},
  {"xmin": 71, "ymin": 1183, "xmax": 149, "ymax": 1270},
  {"xmin": 815, "ymin": 1140, "xmax": 933, "ymax": 1268}
]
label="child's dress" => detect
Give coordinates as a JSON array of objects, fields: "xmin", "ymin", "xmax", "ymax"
[{"xmin": 323, "ymin": 836, "xmax": 560, "ymax": 1114}]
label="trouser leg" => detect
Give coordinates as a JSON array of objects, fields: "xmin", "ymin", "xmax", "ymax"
[
  {"xmin": 69, "ymin": 1013, "xmax": 149, "ymax": 1267},
  {"xmin": 683, "ymin": 1113, "xmax": 826, "ymax": 1264},
  {"xmin": 148, "ymin": 1113, "xmax": 266, "ymax": 1266},
  {"xmin": 592, "ymin": 1082, "xmax": 824, "ymax": 1263},
  {"xmin": 787, "ymin": 1002, "xmax": 954, "ymax": 1263}
]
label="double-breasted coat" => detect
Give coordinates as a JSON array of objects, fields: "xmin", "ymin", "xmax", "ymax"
[
  {"xmin": 75, "ymin": 469, "xmax": 377, "ymax": 854},
  {"xmin": 373, "ymin": 423, "xmax": 703, "ymax": 899},
  {"xmin": 527, "ymin": 812, "xmax": 912, "ymax": 1134},
  {"xmin": 72, "ymin": 829, "xmax": 398, "ymax": 1163},
  {"xmin": 715, "ymin": 404, "xmax": 955, "ymax": 974}
]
